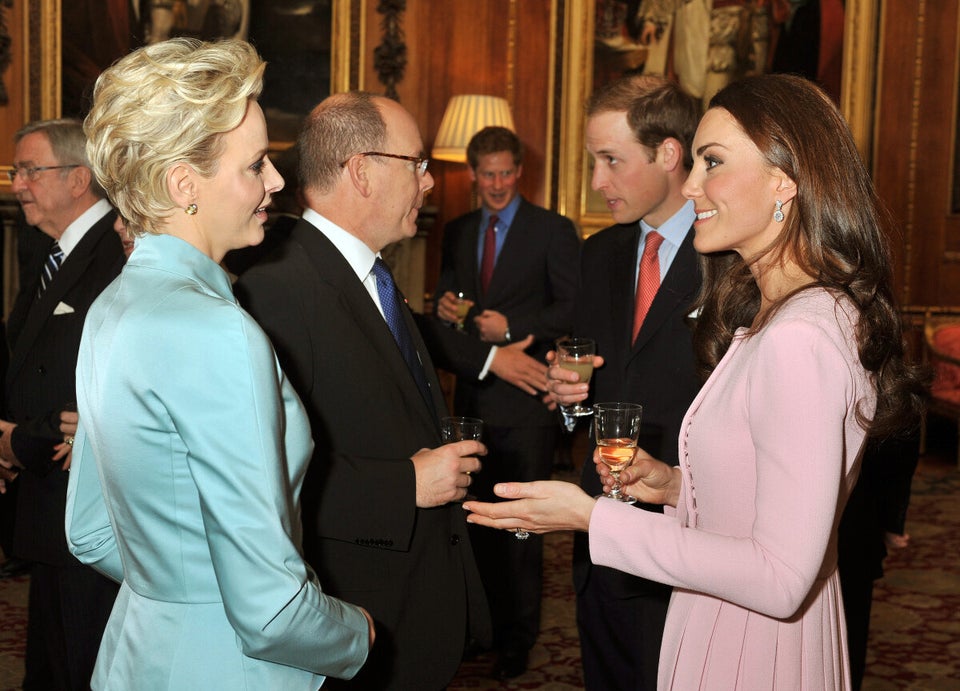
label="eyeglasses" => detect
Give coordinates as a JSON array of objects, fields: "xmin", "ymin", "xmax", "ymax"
[
  {"xmin": 7, "ymin": 164, "xmax": 81, "ymax": 183},
  {"xmin": 341, "ymin": 152, "xmax": 429, "ymax": 176}
]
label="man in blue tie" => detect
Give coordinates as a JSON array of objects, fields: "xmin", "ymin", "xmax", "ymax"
[
  {"xmin": 0, "ymin": 118, "xmax": 124, "ymax": 691},
  {"xmin": 235, "ymin": 91, "xmax": 491, "ymax": 691}
]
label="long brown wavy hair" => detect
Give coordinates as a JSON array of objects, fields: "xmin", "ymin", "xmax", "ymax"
[{"xmin": 691, "ymin": 74, "xmax": 928, "ymax": 436}]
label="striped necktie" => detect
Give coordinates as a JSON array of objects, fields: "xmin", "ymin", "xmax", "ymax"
[{"xmin": 38, "ymin": 241, "xmax": 65, "ymax": 296}]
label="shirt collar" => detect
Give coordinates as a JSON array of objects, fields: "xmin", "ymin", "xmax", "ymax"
[
  {"xmin": 58, "ymin": 199, "xmax": 113, "ymax": 258},
  {"xmin": 639, "ymin": 199, "xmax": 695, "ymax": 247},
  {"xmin": 481, "ymin": 194, "xmax": 522, "ymax": 230},
  {"xmin": 303, "ymin": 206, "xmax": 378, "ymax": 282}
]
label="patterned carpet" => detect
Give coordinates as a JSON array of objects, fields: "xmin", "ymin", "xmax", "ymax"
[{"xmin": 1, "ymin": 458, "xmax": 957, "ymax": 690}]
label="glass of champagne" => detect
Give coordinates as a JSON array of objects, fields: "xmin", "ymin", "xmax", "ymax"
[
  {"xmin": 555, "ymin": 337, "xmax": 596, "ymax": 418},
  {"xmin": 454, "ymin": 292, "xmax": 470, "ymax": 331},
  {"xmin": 593, "ymin": 402, "xmax": 642, "ymax": 503}
]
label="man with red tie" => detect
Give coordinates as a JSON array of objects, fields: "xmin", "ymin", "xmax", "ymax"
[
  {"xmin": 429, "ymin": 126, "xmax": 580, "ymax": 680},
  {"xmin": 546, "ymin": 75, "xmax": 702, "ymax": 691}
]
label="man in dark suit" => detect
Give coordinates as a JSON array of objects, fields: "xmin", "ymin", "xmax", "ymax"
[
  {"xmin": 0, "ymin": 119, "xmax": 123, "ymax": 690},
  {"xmin": 234, "ymin": 91, "xmax": 490, "ymax": 691},
  {"xmin": 426, "ymin": 126, "xmax": 579, "ymax": 680},
  {"xmin": 546, "ymin": 76, "xmax": 702, "ymax": 690},
  {"xmin": 839, "ymin": 431, "xmax": 920, "ymax": 690}
]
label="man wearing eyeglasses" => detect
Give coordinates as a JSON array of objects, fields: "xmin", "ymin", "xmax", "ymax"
[
  {"xmin": 235, "ymin": 91, "xmax": 491, "ymax": 690},
  {"xmin": 0, "ymin": 119, "xmax": 123, "ymax": 690}
]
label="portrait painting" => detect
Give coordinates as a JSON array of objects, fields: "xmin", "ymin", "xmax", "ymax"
[
  {"xmin": 59, "ymin": 0, "xmax": 337, "ymax": 148},
  {"xmin": 559, "ymin": 0, "xmax": 851, "ymax": 234}
]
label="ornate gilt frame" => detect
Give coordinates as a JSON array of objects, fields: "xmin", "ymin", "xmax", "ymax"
[
  {"xmin": 556, "ymin": 0, "xmax": 880, "ymax": 237},
  {"xmin": 25, "ymin": 0, "xmax": 364, "ymax": 137}
]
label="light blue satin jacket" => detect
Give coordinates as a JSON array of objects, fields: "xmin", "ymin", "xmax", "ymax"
[{"xmin": 65, "ymin": 234, "xmax": 369, "ymax": 690}]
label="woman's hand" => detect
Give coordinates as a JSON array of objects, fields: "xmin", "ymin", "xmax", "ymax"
[
  {"xmin": 463, "ymin": 480, "xmax": 597, "ymax": 535},
  {"xmin": 595, "ymin": 447, "xmax": 682, "ymax": 508}
]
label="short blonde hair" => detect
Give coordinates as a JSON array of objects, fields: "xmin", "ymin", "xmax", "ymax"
[{"xmin": 84, "ymin": 38, "xmax": 265, "ymax": 236}]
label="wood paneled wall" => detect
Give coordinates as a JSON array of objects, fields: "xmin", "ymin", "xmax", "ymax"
[
  {"xmin": 359, "ymin": 0, "xmax": 557, "ymax": 296},
  {"xmin": 873, "ymin": 1, "xmax": 960, "ymax": 307}
]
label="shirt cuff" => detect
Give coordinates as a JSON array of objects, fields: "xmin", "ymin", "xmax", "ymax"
[{"xmin": 478, "ymin": 346, "xmax": 498, "ymax": 380}]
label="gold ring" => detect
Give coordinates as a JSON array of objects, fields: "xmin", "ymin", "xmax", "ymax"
[{"xmin": 65, "ymin": 437, "xmax": 75, "ymax": 446}]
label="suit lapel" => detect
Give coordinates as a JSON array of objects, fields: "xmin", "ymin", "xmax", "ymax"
[
  {"xmin": 455, "ymin": 210, "xmax": 483, "ymax": 299},
  {"xmin": 629, "ymin": 227, "xmax": 699, "ymax": 357},
  {"xmin": 484, "ymin": 199, "xmax": 526, "ymax": 306},
  {"xmin": 609, "ymin": 225, "xmax": 640, "ymax": 353},
  {"xmin": 292, "ymin": 222, "xmax": 441, "ymax": 429},
  {"xmin": 8, "ymin": 212, "xmax": 113, "ymax": 380},
  {"xmin": 483, "ymin": 199, "xmax": 529, "ymax": 304}
]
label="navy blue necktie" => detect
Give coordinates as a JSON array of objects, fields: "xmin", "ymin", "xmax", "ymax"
[
  {"xmin": 38, "ymin": 241, "xmax": 64, "ymax": 297},
  {"xmin": 371, "ymin": 258, "xmax": 434, "ymax": 408}
]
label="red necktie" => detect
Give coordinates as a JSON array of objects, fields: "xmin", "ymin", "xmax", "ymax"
[
  {"xmin": 632, "ymin": 231, "xmax": 664, "ymax": 344},
  {"xmin": 479, "ymin": 215, "xmax": 499, "ymax": 294}
]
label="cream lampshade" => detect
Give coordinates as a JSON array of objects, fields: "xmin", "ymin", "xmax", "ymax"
[{"xmin": 431, "ymin": 95, "xmax": 516, "ymax": 163}]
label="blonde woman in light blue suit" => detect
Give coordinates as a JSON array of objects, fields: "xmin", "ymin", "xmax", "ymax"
[{"xmin": 64, "ymin": 38, "xmax": 374, "ymax": 690}]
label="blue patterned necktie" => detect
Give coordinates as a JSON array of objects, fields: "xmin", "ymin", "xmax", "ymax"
[
  {"xmin": 371, "ymin": 258, "xmax": 434, "ymax": 408},
  {"xmin": 38, "ymin": 241, "xmax": 64, "ymax": 296}
]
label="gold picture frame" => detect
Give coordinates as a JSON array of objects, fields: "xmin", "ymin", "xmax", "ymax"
[
  {"xmin": 22, "ymin": 0, "xmax": 364, "ymax": 149},
  {"xmin": 555, "ymin": 0, "xmax": 880, "ymax": 237}
]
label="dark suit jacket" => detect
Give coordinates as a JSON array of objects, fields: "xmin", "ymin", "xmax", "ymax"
[
  {"xmin": 572, "ymin": 222, "xmax": 702, "ymax": 598},
  {"xmin": 235, "ymin": 219, "xmax": 490, "ymax": 690},
  {"xmin": 6, "ymin": 210, "xmax": 124, "ymax": 566},
  {"xmin": 429, "ymin": 198, "xmax": 580, "ymax": 427}
]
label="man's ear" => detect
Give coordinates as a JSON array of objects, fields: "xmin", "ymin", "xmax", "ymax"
[
  {"xmin": 659, "ymin": 138, "xmax": 683, "ymax": 173},
  {"xmin": 69, "ymin": 166, "xmax": 94, "ymax": 198},
  {"xmin": 344, "ymin": 154, "xmax": 373, "ymax": 198},
  {"xmin": 166, "ymin": 163, "xmax": 198, "ymax": 209}
]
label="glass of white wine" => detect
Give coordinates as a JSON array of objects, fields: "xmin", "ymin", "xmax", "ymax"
[
  {"xmin": 593, "ymin": 402, "xmax": 642, "ymax": 503},
  {"xmin": 555, "ymin": 337, "xmax": 596, "ymax": 418},
  {"xmin": 454, "ymin": 292, "xmax": 470, "ymax": 331}
]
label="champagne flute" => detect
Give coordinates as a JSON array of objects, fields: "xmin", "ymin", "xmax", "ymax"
[
  {"xmin": 556, "ymin": 337, "xmax": 596, "ymax": 418},
  {"xmin": 593, "ymin": 402, "xmax": 642, "ymax": 503}
]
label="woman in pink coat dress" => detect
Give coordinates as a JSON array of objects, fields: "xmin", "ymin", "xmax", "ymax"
[{"xmin": 464, "ymin": 74, "xmax": 928, "ymax": 690}]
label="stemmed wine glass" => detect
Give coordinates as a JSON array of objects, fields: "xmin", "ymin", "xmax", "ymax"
[
  {"xmin": 593, "ymin": 402, "xmax": 642, "ymax": 503},
  {"xmin": 555, "ymin": 337, "xmax": 596, "ymax": 419}
]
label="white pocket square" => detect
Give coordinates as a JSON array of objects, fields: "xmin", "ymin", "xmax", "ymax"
[{"xmin": 53, "ymin": 301, "xmax": 75, "ymax": 315}]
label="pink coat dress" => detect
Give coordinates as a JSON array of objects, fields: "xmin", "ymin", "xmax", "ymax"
[{"xmin": 590, "ymin": 289, "xmax": 876, "ymax": 690}]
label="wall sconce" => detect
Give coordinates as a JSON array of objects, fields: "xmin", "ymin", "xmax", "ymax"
[{"xmin": 432, "ymin": 95, "xmax": 516, "ymax": 163}]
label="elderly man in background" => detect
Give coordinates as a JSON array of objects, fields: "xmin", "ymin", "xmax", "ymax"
[{"xmin": 0, "ymin": 119, "xmax": 123, "ymax": 691}]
